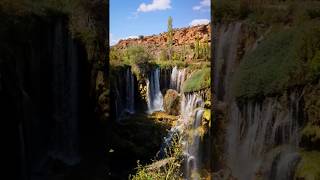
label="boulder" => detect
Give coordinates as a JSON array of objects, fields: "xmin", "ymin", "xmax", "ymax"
[{"xmin": 164, "ymin": 89, "xmax": 181, "ymax": 115}]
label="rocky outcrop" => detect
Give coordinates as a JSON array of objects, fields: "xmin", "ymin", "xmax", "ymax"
[
  {"xmin": 114, "ymin": 24, "xmax": 211, "ymax": 59},
  {"xmin": 116, "ymin": 24, "xmax": 211, "ymax": 49}
]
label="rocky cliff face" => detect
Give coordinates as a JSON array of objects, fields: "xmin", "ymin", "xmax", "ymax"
[{"xmin": 114, "ymin": 24, "xmax": 211, "ymax": 57}]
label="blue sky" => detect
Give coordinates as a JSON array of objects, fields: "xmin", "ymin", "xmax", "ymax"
[{"xmin": 110, "ymin": 0, "xmax": 211, "ymax": 45}]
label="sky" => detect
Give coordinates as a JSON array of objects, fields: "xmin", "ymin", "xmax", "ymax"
[{"xmin": 110, "ymin": 0, "xmax": 211, "ymax": 45}]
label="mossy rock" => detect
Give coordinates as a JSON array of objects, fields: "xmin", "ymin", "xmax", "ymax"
[
  {"xmin": 204, "ymin": 100, "xmax": 211, "ymax": 109},
  {"xmin": 203, "ymin": 109, "xmax": 211, "ymax": 122},
  {"xmin": 295, "ymin": 150, "xmax": 320, "ymax": 180},
  {"xmin": 163, "ymin": 89, "xmax": 180, "ymax": 115},
  {"xmin": 183, "ymin": 68, "xmax": 210, "ymax": 93},
  {"xmin": 301, "ymin": 123, "xmax": 320, "ymax": 150}
]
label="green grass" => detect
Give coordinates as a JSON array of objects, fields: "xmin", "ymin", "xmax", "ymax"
[
  {"xmin": 232, "ymin": 22, "xmax": 320, "ymax": 99},
  {"xmin": 183, "ymin": 68, "xmax": 210, "ymax": 93}
]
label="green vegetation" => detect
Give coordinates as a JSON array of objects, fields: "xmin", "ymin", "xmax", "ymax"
[
  {"xmin": 295, "ymin": 150, "xmax": 320, "ymax": 180},
  {"xmin": 130, "ymin": 135, "xmax": 183, "ymax": 180},
  {"xmin": 232, "ymin": 22, "xmax": 320, "ymax": 99},
  {"xmin": 183, "ymin": 68, "xmax": 210, "ymax": 93}
]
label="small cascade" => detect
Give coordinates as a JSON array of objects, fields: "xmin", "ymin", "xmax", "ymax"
[
  {"xmin": 185, "ymin": 109, "xmax": 205, "ymax": 180},
  {"xmin": 147, "ymin": 68, "xmax": 164, "ymax": 113},
  {"xmin": 180, "ymin": 93, "xmax": 204, "ymax": 123},
  {"xmin": 125, "ymin": 68, "xmax": 135, "ymax": 114},
  {"xmin": 226, "ymin": 91, "xmax": 302, "ymax": 180},
  {"xmin": 170, "ymin": 66, "xmax": 186, "ymax": 93}
]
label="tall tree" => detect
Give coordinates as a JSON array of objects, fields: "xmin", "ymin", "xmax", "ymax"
[{"xmin": 167, "ymin": 16, "xmax": 173, "ymax": 60}]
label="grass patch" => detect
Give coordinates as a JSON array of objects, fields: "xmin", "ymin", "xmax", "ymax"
[{"xmin": 183, "ymin": 68, "xmax": 210, "ymax": 93}]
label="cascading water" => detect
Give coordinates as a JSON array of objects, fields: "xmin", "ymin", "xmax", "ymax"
[
  {"xmin": 160, "ymin": 92, "xmax": 205, "ymax": 179},
  {"xmin": 126, "ymin": 68, "xmax": 135, "ymax": 114},
  {"xmin": 50, "ymin": 20, "xmax": 80, "ymax": 166},
  {"xmin": 185, "ymin": 109, "xmax": 205, "ymax": 180},
  {"xmin": 226, "ymin": 92, "xmax": 302, "ymax": 180},
  {"xmin": 147, "ymin": 68, "xmax": 164, "ymax": 113},
  {"xmin": 215, "ymin": 23, "xmax": 242, "ymax": 101},
  {"xmin": 113, "ymin": 67, "xmax": 135, "ymax": 121},
  {"xmin": 170, "ymin": 66, "xmax": 186, "ymax": 93}
]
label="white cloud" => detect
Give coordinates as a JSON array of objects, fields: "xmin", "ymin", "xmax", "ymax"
[
  {"xmin": 110, "ymin": 34, "xmax": 140, "ymax": 46},
  {"xmin": 110, "ymin": 33, "xmax": 119, "ymax": 46},
  {"xmin": 124, "ymin": 36, "xmax": 139, "ymax": 40},
  {"xmin": 137, "ymin": 0, "xmax": 171, "ymax": 12},
  {"xmin": 192, "ymin": 6, "xmax": 201, "ymax": 10},
  {"xmin": 192, "ymin": 0, "xmax": 210, "ymax": 11},
  {"xmin": 189, "ymin": 19, "xmax": 210, "ymax": 26}
]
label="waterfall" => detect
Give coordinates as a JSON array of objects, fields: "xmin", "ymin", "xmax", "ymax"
[
  {"xmin": 226, "ymin": 91, "xmax": 302, "ymax": 180},
  {"xmin": 170, "ymin": 66, "xmax": 186, "ymax": 93},
  {"xmin": 126, "ymin": 68, "xmax": 135, "ymax": 114},
  {"xmin": 113, "ymin": 67, "xmax": 135, "ymax": 121},
  {"xmin": 215, "ymin": 23, "xmax": 242, "ymax": 101},
  {"xmin": 50, "ymin": 20, "xmax": 80, "ymax": 166},
  {"xmin": 147, "ymin": 68, "xmax": 164, "ymax": 113}
]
